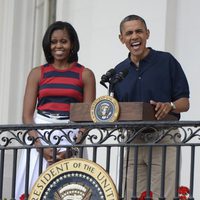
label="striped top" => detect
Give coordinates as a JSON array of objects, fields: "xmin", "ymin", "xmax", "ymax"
[{"xmin": 37, "ymin": 62, "xmax": 84, "ymax": 116}]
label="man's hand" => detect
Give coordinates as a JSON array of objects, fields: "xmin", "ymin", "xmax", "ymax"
[{"xmin": 150, "ymin": 100, "xmax": 172, "ymax": 120}]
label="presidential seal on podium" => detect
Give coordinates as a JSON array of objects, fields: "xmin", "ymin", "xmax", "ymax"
[
  {"xmin": 90, "ymin": 95, "xmax": 120, "ymax": 122},
  {"xmin": 29, "ymin": 158, "xmax": 119, "ymax": 200}
]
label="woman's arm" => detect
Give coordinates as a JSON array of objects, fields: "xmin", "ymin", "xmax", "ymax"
[
  {"xmin": 75, "ymin": 68, "xmax": 96, "ymax": 144},
  {"xmin": 23, "ymin": 66, "xmax": 41, "ymax": 142},
  {"xmin": 23, "ymin": 67, "xmax": 41, "ymax": 135},
  {"xmin": 82, "ymin": 67, "xmax": 96, "ymax": 103},
  {"xmin": 23, "ymin": 66, "xmax": 54, "ymax": 161}
]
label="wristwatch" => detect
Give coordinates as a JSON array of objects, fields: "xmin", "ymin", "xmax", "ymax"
[{"xmin": 170, "ymin": 102, "xmax": 176, "ymax": 110}]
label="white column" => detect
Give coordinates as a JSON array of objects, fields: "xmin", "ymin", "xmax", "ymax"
[
  {"xmin": 0, "ymin": 0, "xmax": 50, "ymax": 124},
  {"xmin": 0, "ymin": 0, "xmax": 14, "ymax": 123}
]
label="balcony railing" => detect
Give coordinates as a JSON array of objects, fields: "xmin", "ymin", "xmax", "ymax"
[{"xmin": 0, "ymin": 121, "xmax": 200, "ymax": 200}]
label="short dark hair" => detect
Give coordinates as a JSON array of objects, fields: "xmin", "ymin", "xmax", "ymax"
[
  {"xmin": 120, "ymin": 15, "xmax": 147, "ymax": 33},
  {"xmin": 42, "ymin": 21, "xmax": 80, "ymax": 63}
]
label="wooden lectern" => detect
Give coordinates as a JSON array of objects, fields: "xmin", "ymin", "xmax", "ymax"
[{"xmin": 70, "ymin": 102, "xmax": 177, "ymax": 122}]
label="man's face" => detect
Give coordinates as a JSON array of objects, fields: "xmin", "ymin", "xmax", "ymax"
[{"xmin": 119, "ymin": 20, "xmax": 149, "ymax": 60}]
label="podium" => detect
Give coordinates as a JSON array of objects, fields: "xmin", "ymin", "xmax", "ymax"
[{"xmin": 70, "ymin": 102, "xmax": 177, "ymax": 122}]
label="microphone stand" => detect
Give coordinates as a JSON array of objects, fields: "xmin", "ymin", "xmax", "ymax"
[
  {"xmin": 108, "ymin": 80, "xmax": 115, "ymax": 97},
  {"xmin": 108, "ymin": 69, "xmax": 128, "ymax": 97}
]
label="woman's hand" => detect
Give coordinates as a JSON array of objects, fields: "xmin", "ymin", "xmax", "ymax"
[
  {"xmin": 75, "ymin": 128, "xmax": 89, "ymax": 144},
  {"xmin": 47, "ymin": 148, "xmax": 73, "ymax": 165},
  {"xmin": 34, "ymin": 139, "xmax": 53, "ymax": 161}
]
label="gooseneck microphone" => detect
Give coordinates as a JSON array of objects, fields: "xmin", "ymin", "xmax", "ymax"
[
  {"xmin": 100, "ymin": 68, "xmax": 129, "ymax": 96},
  {"xmin": 109, "ymin": 68, "xmax": 129, "ymax": 96},
  {"xmin": 112, "ymin": 68, "xmax": 129, "ymax": 85},
  {"xmin": 100, "ymin": 68, "xmax": 115, "ymax": 89}
]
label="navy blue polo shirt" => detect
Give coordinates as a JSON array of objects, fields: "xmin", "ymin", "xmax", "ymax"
[{"xmin": 113, "ymin": 48, "xmax": 190, "ymax": 119}]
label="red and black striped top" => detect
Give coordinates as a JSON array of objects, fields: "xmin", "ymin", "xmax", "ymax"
[{"xmin": 37, "ymin": 62, "xmax": 84, "ymax": 116}]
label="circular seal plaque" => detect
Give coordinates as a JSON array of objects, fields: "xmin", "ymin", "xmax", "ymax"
[
  {"xmin": 29, "ymin": 158, "xmax": 119, "ymax": 200},
  {"xmin": 90, "ymin": 96, "xmax": 120, "ymax": 122}
]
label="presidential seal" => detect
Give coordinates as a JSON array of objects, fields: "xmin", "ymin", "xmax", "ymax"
[
  {"xmin": 90, "ymin": 96, "xmax": 119, "ymax": 122},
  {"xmin": 29, "ymin": 158, "xmax": 119, "ymax": 200}
]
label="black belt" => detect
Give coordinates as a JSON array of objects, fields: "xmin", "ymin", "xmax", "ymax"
[{"xmin": 37, "ymin": 110, "xmax": 69, "ymax": 120}]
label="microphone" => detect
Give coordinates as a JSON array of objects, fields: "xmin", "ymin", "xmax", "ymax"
[
  {"xmin": 109, "ymin": 68, "xmax": 129, "ymax": 97},
  {"xmin": 112, "ymin": 68, "xmax": 129, "ymax": 85},
  {"xmin": 100, "ymin": 68, "xmax": 115, "ymax": 88}
]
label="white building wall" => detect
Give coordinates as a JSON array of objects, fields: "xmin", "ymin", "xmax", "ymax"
[
  {"xmin": 173, "ymin": 1, "xmax": 200, "ymax": 197},
  {"xmin": 0, "ymin": 0, "xmax": 200, "ymax": 198},
  {"xmin": 0, "ymin": 0, "xmax": 50, "ymax": 124},
  {"xmin": 0, "ymin": 0, "xmax": 15, "ymax": 123},
  {"xmin": 0, "ymin": 0, "xmax": 51, "ymax": 197},
  {"xmin": 56, "ymin": 0, "xmax": 200, "ymax": 197},
  {"xmin": 175, "ymin": 0, "xmax": 200, "ymax": 121},
  {"xmin": 56, "ymin": 0, "xmax": 199, "ymax": 123},
  {"xmin": 57, "ymin": 0, "xmax": 168, "ymax": 99}
]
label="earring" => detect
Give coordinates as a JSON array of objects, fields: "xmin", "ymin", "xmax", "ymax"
[{"xmin": 70, "ymin": 49, "xmax": 74, "ymax": 56}]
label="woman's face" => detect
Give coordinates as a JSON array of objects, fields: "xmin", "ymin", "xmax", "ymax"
[{"xmin": 50, "ymin": 29, "xmax": 72, "ymax": 63}]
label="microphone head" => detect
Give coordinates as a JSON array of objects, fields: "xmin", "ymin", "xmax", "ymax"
[
  {"xmin": 100, "ymin": 80, "xmax": 108, "ymax": 88},
  {"xmin": 117, "ymin": 68, "xmax": 129, "ymax": 78},
  {"xmin": 112, "ymin": 68, "xmax": 129, "ymax": 85},
  {"xmin": 122, "ymin": 68, "xmax": 129, "ymax": 77},
  {"xmin": 100, "ymin": 68, "xmax": 115, "ymax": 82},
  {"xmin": 106, "ymin": 68, "xmax": 115, "ymax": 76}
]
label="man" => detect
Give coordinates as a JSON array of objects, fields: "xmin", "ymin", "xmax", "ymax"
[{"xmin": 113, "ymin": 15, "xmax": 190, "ymax": 199}]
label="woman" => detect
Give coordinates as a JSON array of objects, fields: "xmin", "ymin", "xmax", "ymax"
[{"xmin": 16, "ymin": 21, "xmax": 96, "ymax": 199}]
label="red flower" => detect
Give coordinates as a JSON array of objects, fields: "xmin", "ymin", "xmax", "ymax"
[
  {"xmin": 20, "ymin": 193, "xmax": 29, "ymax": 200},
  {"xmin": 178, "ymin": 186, "xmax": 190, "ymax": 200},
  {"xmin": 179, "ymin": 196, "xmax": 188, "ymax": 200},
  {"xmin": 178, "ymin": 186, "xmax": 190, "ymax": 195},
  {"xmin": 139, "ymin": 191, "xmax": 153, "ymax": 200}
]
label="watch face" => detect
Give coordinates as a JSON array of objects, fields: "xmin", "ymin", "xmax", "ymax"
[
  {"xmin": 29, "ymin": 158, "xmax": 119, "ymax": 200},
  {"xmin": 171, "ymin": 102, "xmax": 176, "ymax": 110},
  {"xmin": 90, "ymin": 96, "xmax": 120, "ymax": 122}
]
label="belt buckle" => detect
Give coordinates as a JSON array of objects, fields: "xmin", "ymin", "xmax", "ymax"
[
  {"xmin": 49, "ymin": 113, "xmax": 61, "ymax": 119},
  {"xmin": 39, "ymin": 111, "xmax": 68, "ymax": 120},
  {"xmin": 49, "ymin": 113, "xmax": 68, "ymax": 120}
]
